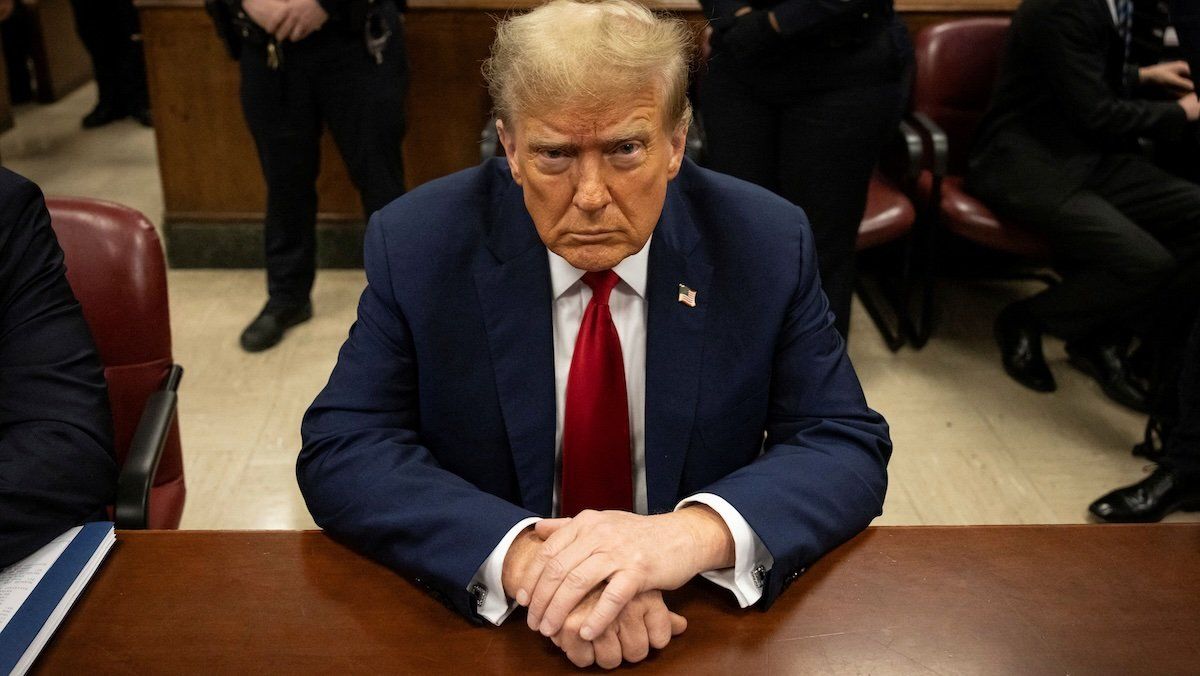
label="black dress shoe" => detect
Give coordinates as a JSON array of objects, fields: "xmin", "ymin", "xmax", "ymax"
[
  {"xmin": 994, "ymin": 303, "xmax": 1056, "ymax": 392},
  {"xmin": 82, "ymin": 102, "xmax": 127, "ymax": 129},
  {"xmin": 1066, "ymin": 341, "xmax": 1150, "ymax": 413},
  {"xmin": 1089, "ymin": 467, "xmax": 1200, "ymax": 523},
  {"xmin": 239, "ymin": 302, "xmax": 313, "ymax": 353},
  {"xmin": 130, "ymin": 107, "xmax": 153, "ymax": 127}
]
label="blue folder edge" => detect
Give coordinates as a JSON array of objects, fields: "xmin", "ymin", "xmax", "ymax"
[{"xmin": 0, "ymin": 522, "xmax": 114, "ymax": 673}]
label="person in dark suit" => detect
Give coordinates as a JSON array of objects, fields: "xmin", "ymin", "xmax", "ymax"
[
  {"xmin": 0, "ymin": 168, "xmax": 117, "ymax": 569},
  {"xmin": 297, "ymin": 1, "xmax": 890, "ymax": 669},
  {"xmin": 967, "ymin": 0, "xmax": 1200, "ymax": 410},
  {"xmin": 231, "ymin": 0, "xmax": 408, "ymax": 352},
  {"xmin": 1090, "ymin": 303, "xmax": 1200, "ymax": 521},
  {"xmin": 697, "ymin": 0, "xmax": 911, "ymax": 338},
  {"xmin": 1088, "ymin": 0, "xmax": 1200, "ymax": 523},
  {"xmin": 69, "ymin": 0, "xmax": 151, "ymax": 127}
]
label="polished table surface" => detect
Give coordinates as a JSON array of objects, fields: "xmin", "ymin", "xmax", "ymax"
[{"xmin": 34, "ymin": 525, "xmax": 1200, "ymax": 674}]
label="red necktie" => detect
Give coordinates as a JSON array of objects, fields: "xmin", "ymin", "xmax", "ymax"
[{"xmin": 560, "ymin": 270, "xmax": 633, "ymax": 517}]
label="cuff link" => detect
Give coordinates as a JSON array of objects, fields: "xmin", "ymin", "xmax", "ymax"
[
  {"xmin": 470, "ymin": 583, "xmax": 489, "ymax": 609},
  {"xmin": 751, "ymin": 565, "xmax": 766, "ymax": 590}
]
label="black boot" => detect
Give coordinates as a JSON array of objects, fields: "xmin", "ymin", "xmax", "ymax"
[
  {"xmin": 239, "ymin": 301, "xmax": 313, "ymax": 352},
  {"xmin": 995, "ymin": 302, "xmax": 1055, "ymax": 392},
  {"xmin": 1066, "ymin": 339, "xmax": 1150, "ymax": 412},
  {"xmin": 1089, "ymin": 467, "xmax": 1200, "ymax": 523}
]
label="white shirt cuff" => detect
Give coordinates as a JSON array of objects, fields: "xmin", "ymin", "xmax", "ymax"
[
  {"xmin": 468, "ymin": 516, "xmax": 542, "ymax": 625},
  {"xmin": 674, "ymin": 493, "xmax": 773, "ymax": 608}
]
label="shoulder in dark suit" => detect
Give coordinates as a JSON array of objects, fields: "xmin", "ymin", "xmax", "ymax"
[
  {"xmin": 967, "ymin": 0, "xmax": 1189, "ymax": 219},
  {"xmin": 0, "ymin": 168, "xmax": 116, "ymax": 569},
  {"xmin": 298, "ymin": 158, "xmax": 891, "ymax": 620}
]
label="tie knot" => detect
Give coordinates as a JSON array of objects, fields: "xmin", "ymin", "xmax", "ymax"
[{"xmin": 581, "ymin": 270, "xmax": 620, "ymax": 305}]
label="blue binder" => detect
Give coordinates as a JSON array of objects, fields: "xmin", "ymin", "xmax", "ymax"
[{"xmin": 0, "ymin": 522, "xmax": 114, "ymax": 674}]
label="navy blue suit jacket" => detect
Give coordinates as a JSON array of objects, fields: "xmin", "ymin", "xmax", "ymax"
[
  {"xmin": 0, "ymin": 169, "xmax": 116, "ymax": 569},
  {"xmin": 298, "ymin": 158, "xmax": 891, "ymax": 620}
]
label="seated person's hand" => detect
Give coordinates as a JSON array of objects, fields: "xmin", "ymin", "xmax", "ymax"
[
  {"xmin": 1139, "ymin": 60, "xmax": 1194, "ymax": 95},
  {"xmin": 516, "ymin": 506, "xmax": 733, "ymax": 642},
  {"xmin": 550, "ymin": 588, "xmax": 686, "ymax": 669},
  {"xmin": 1178, "ymin": 92, "xmax": 1200, "ymax": 121}
]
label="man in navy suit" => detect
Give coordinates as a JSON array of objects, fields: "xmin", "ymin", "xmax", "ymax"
[
  {"xmin": 0, "ymin": 168, "xmax": 117, "ymax": 569},
  {"xmin": 298, "ymin": 0, "xmax": 891, "ymax": 668}
]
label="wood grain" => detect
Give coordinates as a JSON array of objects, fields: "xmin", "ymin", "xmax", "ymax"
[
  {"xmin": 24, "ymin": 0, "xmax": 92, "ymax": 102},
  {"xmin": 34, "ymin": 526, "xmax": 1200, "ymax": 674}
]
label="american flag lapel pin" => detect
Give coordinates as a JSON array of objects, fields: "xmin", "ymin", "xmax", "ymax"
[{"xmin": 677, "ymin": 283, "xmax": 697, "ymax": 308}]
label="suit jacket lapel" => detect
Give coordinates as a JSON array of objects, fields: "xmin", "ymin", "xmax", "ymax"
[
  {"xmin": 475, "ymin": 179, "xmax": 556, "ymax": 516},
  {"xmin": 644, "ymin": 182, "xmax": 712, "ymax": 513}
]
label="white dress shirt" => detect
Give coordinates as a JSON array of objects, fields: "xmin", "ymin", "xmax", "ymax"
[{"xmin": 469, "ymin": 238, "xmax": 773, "ymax": 625}]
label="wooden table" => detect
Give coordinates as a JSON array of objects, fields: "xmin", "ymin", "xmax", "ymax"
[{"xmin": 33, "ymin": 525, "xmax": 1200, "ymax": 674}]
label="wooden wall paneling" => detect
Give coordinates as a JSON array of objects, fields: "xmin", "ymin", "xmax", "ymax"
[
  {"xmin": 139, "ymin": 6, "xmax": 362, "ymax": 224},
  {"xmin": 403, "ymin": 10, "xmax": 496, "ymax": 188},
  {"xmin": 24, "ymin": 0, "xmax": 91, "ymax": 102}
]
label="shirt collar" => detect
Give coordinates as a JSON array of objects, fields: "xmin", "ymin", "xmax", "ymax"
[{"xmin": 547, "ymin": 234, "xmax": 652, "ymax": 300}]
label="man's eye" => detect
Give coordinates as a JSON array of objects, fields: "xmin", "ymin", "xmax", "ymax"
[
  {"xmin": 541, "ymin": 149, "xmax": 567, "ymax": 160},
  {"xmin": 615, "ymin": 143, "xmax": 640, "ymax": 155}
]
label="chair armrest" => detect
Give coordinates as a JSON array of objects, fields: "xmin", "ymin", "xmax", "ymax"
[
  {"xmin": 880, "ymin": 118, "xmax": 925, "ymax": 185},
  {"xmin": 115, "ymin": 364, "xmax": 184, "ymax": 530},
  {"xmin": 480, "ymin": 118, "xmax": 499, "ymax": 162},
  {"xmin": 907, "ymin": 111, "xmax": 948, "ymax": 179}
]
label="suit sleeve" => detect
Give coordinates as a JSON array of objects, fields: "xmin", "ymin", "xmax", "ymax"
[
  {"xmin": 297, "ymin": 214, "xmax": 538, "ymax": 622},
  {"xmin": 0, "ymin": 175, "xmax": 116, "ymax": 570},
  {"xmin": 1036, "ymin": 1, "xmax": 1188, "ymax": 140},
  {"xmin": 690, "ymin": 220, "xmax": 891, "ymax": 609}
]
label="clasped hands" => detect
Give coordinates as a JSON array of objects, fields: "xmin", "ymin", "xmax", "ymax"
[
  {"xmin": 500, "ymin": 506, "xmax": 734, "ymax": 669},
  {"xmin": 242, "ymin": 0, "xmax": 329, "ymax": 43},
  {"xmin": 1138, "ymin": 61, "xmax": 1200, "ymax": 121}
]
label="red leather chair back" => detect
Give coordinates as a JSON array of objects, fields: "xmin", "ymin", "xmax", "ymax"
[
  {"xmin": 913, "ymin": 18, "xmax": 1011, "ymax": 174},
  {"xmin": 46, "ymin": 197, "xmax": 186, "ymax": 529}
]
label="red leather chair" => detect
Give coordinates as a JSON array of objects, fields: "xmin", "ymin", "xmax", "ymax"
[
  {"xmin": 46, "ymin": 197, "xmax": 186, "ymax": 530},
  {"xmin": 909, "ymin": 18, "xmax": 1053, "ymax": 345},
  {"xmin": 855, "ymin": 165, "xmax": 920, "ymax": 351}
]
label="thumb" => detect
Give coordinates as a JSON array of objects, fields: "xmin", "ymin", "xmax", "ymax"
[
  {"xmin": 534, "ymin": 518, "xmax": 571, "ymax": 538},
  {"xmin": 668, "ymin": 612, "xmax": 688, "ymax": 635}
]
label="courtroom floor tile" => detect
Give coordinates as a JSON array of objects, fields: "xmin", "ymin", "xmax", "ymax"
[{"xmin": 4, "ymin": 83, "xmax": 1196, "ymax": 530}]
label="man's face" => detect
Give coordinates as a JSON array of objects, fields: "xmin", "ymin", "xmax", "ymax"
[{"xmin": 497, "ymin": 87, "xmax": 688, "ymax": 271}]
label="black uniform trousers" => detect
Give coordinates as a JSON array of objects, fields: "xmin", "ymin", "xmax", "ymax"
[
  {"xmin": 700, "ymin": 28, "xmax": 908, "ymax": 337},
  {"xmin": 239, "ymin": 13, "xmax": 407, "ymax": 309},
  {"xmin": 69, "ymin": 0, "xmax": 148, "ymax": 113},
  {"xmin": 1015, "ymin": 154, "xmax": 1200, "ymax": 343},
  {"xmin": 1159, "ymin": 302, "xmax": 1200, "ymax": 479}
]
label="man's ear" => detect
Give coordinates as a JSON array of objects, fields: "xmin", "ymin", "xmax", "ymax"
[
  {"xmin": 666, "ymin": 120, "xmax": 688, "ymax": 179},
  {"xmin": 496, "ymin": 118, "xmax": 523, "ymax": 186}
]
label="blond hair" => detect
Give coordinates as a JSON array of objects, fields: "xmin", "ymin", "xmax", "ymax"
[{"xmin": 483, "ymin": 0, "xmax": 693, "ymax": 130}]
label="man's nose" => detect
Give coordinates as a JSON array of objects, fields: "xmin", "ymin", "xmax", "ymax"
[{"xmin": 572, "ymin": 156, "xmax": 611, "ymax": 213}]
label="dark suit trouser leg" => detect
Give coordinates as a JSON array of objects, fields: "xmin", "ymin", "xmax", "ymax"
[
  {"xmin": 1161, "ymin": 301, "xmax": 1200, "ymax": 479},
  {"xmin": 774, "ymin": 82, "xmax": 904, "ymax": 338},
  {"xmin": 700, "ymin": 55, "xmax": 903, "ymax": 337},
  {"xmin": 313, "ymin": 20, "xmax": 408, "ymax": 217},
  {"xmin": 699, "ymin": 56, "xmax": 781, "ymax": 194},
  {"xmin": 1022, "ymin": 156, "xmax": 1200, "ymax": 342},
  {"xmin": 240, "ymin": 45, "xmax": 321, "ymax": 309},
  {"xmin": 70, "ymin": 0, "xmax": 123, "ymax": 108}
]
